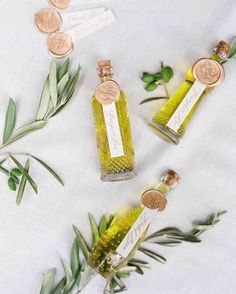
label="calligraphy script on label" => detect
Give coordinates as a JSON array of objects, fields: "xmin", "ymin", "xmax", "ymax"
[
  {"xmin": 116, "ymin": 208, "xmax": 155, "ymax": 258},
  {"xmin": 167, "ymin": 81, "xmax": 206, "ymax": 132},
  {"xmin": 102, "ymin": 103, "xmax": 124, "ymax": 158}
]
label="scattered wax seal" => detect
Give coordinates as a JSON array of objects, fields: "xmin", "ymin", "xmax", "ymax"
[
  {"xmin": 95, "ymin": 80, "xmax": 121, "ymax": 105},
  {"xmin": 141, "ymin": 189, "xmax": 167, "ymax": 211},
  {"xmin": 192, "ymin": 58, "xmax": 225, "ymax": 86},
  {"xmin": 48, "ymin": 32, "xmax": 73, "ymax": 58},
  {"xmin": 35, "ymin": 8, "xmax": 62, "ymax": 34},
  {"xmin": 48, "ymin": 0, "xmax": 71, "ymax": 9}
]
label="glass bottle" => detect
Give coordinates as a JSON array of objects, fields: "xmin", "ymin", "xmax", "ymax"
[
  {"xmin": 88, "ymin": 170, "xmax": 180, "ymax": 278},
  {"xmin": 92, "ymin": 60, "xmax": 135, "ymax": 182},
  {"xmin": 149, "ymin": 40, "xmax": 230, "ymax": 144}
]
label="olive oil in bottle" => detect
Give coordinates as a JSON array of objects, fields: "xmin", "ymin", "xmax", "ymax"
[
  {"xmin": 150, "ymin": 40, "xmax": 230, "ymax": 144},
  {"xmin": 88, "ymin": 170, "xmax": 180, "ymax": 278},
  {"xmin": 92, "ymin": 60, "xmax": 135, "ymax": 181}
]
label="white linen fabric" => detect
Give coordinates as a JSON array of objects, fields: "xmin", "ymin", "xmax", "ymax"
[{"xmin": 0, "ymin": 0, "xmax": 236, "ymax": 293}]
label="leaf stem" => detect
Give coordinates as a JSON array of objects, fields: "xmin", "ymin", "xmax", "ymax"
[{"xmin": 162, "ymin": 81, "xmax": 170, "ymax": 98}]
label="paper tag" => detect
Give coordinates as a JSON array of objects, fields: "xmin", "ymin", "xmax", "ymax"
[
  {"xmin": 116, "ymin": 208, "xmax": 155, "ymax": 258},
  {"xmin": 167, "ymin": 81, "xmax": 206, "ymax": 132},
  {"xmin": 102, "ymin": 102, "xmax": 124, "ymax": 158},
  {"xmin": 67, "ymin": 10, "xmax": 116, "ymax": 42},
  {"xmin": 61, "ymin": 8, "xmax": 105, "ymax": 28}
]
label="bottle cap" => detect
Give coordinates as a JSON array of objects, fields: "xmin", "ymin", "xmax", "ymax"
[
  {"xmin": 35, "ymin": 8, "xmax": 62, "ymax": 34},
  {"xmin": 141, "ymin": 189, "xmax": 167, "ymax": 211},
  {"xmin": 213, "ymin": 40, "xmax": 230, "ymax": 60},
  {"xmin": 97, "ymin": 60, "xmax": 113, "ymax": 79},
  {"xmin": 161, "ymin": 170, "xmax": 181, "ymax": 189}
]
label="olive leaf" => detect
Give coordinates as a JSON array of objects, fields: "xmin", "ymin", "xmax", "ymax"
[
  {"xmin": 49, "ymin": 60, "xmax": 58, "ymax": 108},
  {"xmin": 2, "ymin": 98, "xmax": 16, "ymax": 144},
  {"xmin": 10, "ymin": 155, "xmax": 38, "ymax": 194},
  {"xmin": 61, "ymin": 258, "xmax": 74, "ymax": 291},
  {"xmin": 99, "ymin": 214, "xmax": 108, "ymax": 236},
  {"xmin": 138, "ymin": 247, "xmax": 166, "ymax": 264},
  {"xmin": 88, "ymin": 212, "xmax": 100, "ymax": 244},
  {"xmin": 73, "ymin": 225, "xmax": 90, "ymax": 260},
  {"xmin": 36, "ymin": 79, "xmax": 51, "ymax": 121},
  {"xmin": 139, "ymin": 96, "xmax": 167, "ymax": 105},
  {"xmin": 31, "ymin": 155, "xmax": 64, "ymax": 186},
  {"xmin": 58, "ymin": 58, "xmax": 70, "ymax": 80},
  {"xmin": 40, "ymin": 268, "xmax": 57, "ymax": 294},
  {"xmin": 70, "ymin": 239, "xmax": 80, "ymax": 278},
  {"xmin": 228, "ymin": 37, "xmax": 236, "ymax": 58},
  {"xmin": 16, "ymin": 159, "xmax": 30, "ymax": 206}
]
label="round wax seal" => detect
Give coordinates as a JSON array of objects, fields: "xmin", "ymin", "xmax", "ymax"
[
  {"xmin": 48, "ymin": 32, "xmax": 73, "ymax": 58},
  {"xmin": 35, "ymin": 8, "xmax": 62, "ymax": 34},
  {"xmin": 48, "ymin": 0, "xmax": 71, "ymax": 9},
  {"xmin": 192, "ymin": 58, "xmax": 225, "ymax": 86},
  {"xmin": 141, "ymin": 189, "xmax": 167, "ymax": 211},
  {"xmin": 95, "ymin": 80, "xmax": 121, "ymax": 105}
]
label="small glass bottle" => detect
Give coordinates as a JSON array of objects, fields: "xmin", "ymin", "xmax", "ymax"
[
  {"xmin": 92, "ymin": 60, "xmax": 135, "ymax": 181},
  {"xmin": 88, "ymin": 170, "xmax": 180, "ymax": 278},
  {"xmin": 149, "ymin": 41, "xmax": 230, "ymax": 144}
]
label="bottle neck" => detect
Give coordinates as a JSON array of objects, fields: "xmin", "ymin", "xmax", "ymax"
[
  {"xmin": 155, "ymin": 182, "xmax": 170, "ymax": 197},
  {"xmin": 209, "ymin": 52, "xmax": 223, "ymax": 64}
]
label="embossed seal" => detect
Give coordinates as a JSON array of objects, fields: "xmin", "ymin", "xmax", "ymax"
[
  {"xmin": 192, "ymin": 58, "xmax": 225, "ymax": 86},
  {"xmin": 48, "ymin": 32, "xmax": 73, "ymax": 58},
  {"xmin": 48, "ymin": 0, "xmax": 71, "ymax": 9},
  {"xmin": 35, "ymin": 8, "xmax": 62, "ymax": 34},
  {"xmin": 95, "ymin": 80, "xmax": 121, "ymax": 105},
  {"xmin": 141, "ymin": 189, "xmax": 167, "ymax": 211}
]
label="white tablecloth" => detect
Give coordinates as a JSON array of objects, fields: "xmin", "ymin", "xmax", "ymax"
[{"xmin": 0, "ymin": 0, "xmax": 236, "ymax": 293}]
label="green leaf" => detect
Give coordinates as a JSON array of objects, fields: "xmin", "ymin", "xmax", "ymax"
[
  {"xmin": 0, "ymin": 159, "xmax": 6, "ymax": 166},
  {"xmin": 139, "ymin": 96, "xmax": 167, "ymax": 105},
  {"xmin": 31, "ymin": 155, "xmax": 64, "ymax": 185},
  {"xmin": 37, "ymin": 79, "xmax": 51, "ymax": 121},
  {"xmin": 16, "ymin": 159, "xmax": 30, "ymax": 206},
  {"xmin": 145, "ymin": 227, "xmax": 183, "ymax": 241},
  {"xmin": 52, "ymin": 277, "xmax": 66, "ymax": 294},
  {"xmin": 10, "ymin": 168, "xmax": 22, "ymax": 177},
  {"xmin": 73, "ymin": 225, "xmax": 90, "ymax": 260},
  {"xmin": 58, "ymin": 73, "xmax": 69, "ymax": 95},
  {"xmin": 78, "ymin": 262, "xmax": 94, "ymax": 291},
  {"xmin": 88, "ymin": 213, "xmax": 99, "ymax": 244},
  {"xmin": 3, "ymin": 98, "xmax": 16, "ymax": 144},
  {"xmin": 50, "ymin": 65, "xmax": 81, "ymax": 118},
  {"xmin": 70, "ymin": 239, "xmax": 80, "ymax": 278},
  {"xmin": 49, "ymin": 60, "xmax": 58, "ymax": 108},
  {"xmin": 141, "ymin": 73, "xmax": 156, "ymax": 83},
  {"xmin": 109, "ymin": 213, "xmax": 119, "ymax": 227},
  {"xmin": 8, "ymin": 177, "xmax": 17, "ymax": 191},
  {"xmin": 40, "ymin": 268, "xmax": 56, "ymax": 294},
  {"xmin": 0, "ymin": 165, "xmax": 10, "ymax": 176},
  {"xmin": 145, "ymin": 82, "xmax": 158, "ymax": 92},
  {"xmin": 160, "ymin": 65, "xmax": 173, "ymax": 82},
  {"xmin": 112, "ymin": 275, "xmax": 126, "ymax": 290},
  {"xmin": 228, "ymin": 37, "xmax": 236, "ymax": 58},
  {"xmin": 61, "ymin": 258, "xmax": 74, "ymax": 290},
  {"xmin": 59, "ymin": 58, "xmax": 70, "ymax": 80},
  {"xmin": 99, "ymin": 214, "xmax": 108, "ymax": 236},
  {"xmin": 139, "ymin": 247, "xmax": 166, "ymax": 263},
  {"xmin": 117, "ymin": 271, "xmax": 131, "ymax": 279},
  {"xmin": 10, "ymin": 155, "xmax": 38, "ymax": 194},
  {"xmin": 1, "ymin": 120, "xmax": 47, "ymax": 149}
]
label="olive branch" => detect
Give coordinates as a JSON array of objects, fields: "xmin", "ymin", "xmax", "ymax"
[
  {"xmin": 39, "ymin": 211, "xmax": 226, "ymax": 294},
  {"xmin": 0, "ymin": 59, "xmax": 81, "ymax": 205}
]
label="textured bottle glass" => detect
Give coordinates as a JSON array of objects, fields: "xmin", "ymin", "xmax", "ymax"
[
  {"xmin": 88, "ymin": 183, "xmax": 169, "ymax": 278},
  {"xmin": 150, "ymin": 54, "xmax": 222, "ymax": 144},
  {"xmin": 92, "ymin": 91, "xmax": 135, "ymax": 181}
]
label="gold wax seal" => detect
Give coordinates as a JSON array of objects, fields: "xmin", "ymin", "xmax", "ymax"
[
  {"xmin": 95, "ymin": 80, "xmax": 121, "ymax": 105},
  {"xmin": 48, "ymin": 32, "xmax": 73, "ymax": 58},
  {"xmin": 48, "ymin": 0, "xmax": 71, "ymax": 9},
  {"xmin": 35, "ymin": 8, "xmax": 62, "ymax": 34},
  {"xmin": 141, "ymin": 189, "xmax": 167, "ymax": 211},
  {"xmin": 192, "ymin": 58, "xmax": 225, "ymax": 86}
]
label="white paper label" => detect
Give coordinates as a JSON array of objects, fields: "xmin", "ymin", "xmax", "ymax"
[
  {"xmin": 67, "ymin": 10, "xmax": 116, "ymax": 42},
  {"xmin": 167, "ymin": 81, "xmax": 206, "ymax": 132},
  {"xmin": 116, "ymin": 208, "xmax": 155, "ymax": 258},
  {"xmin": 103, "ymin": 102, "xmax": 124, "ymax": 158},
  {"xmin": 61, "ymin": 8, "xmax": 106, "ymax": 28}
]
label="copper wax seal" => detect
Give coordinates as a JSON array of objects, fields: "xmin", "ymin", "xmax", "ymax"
[
  {"xmin": 48, "ymin": 32, "xmax": 73, "ymax": 58},
  {"xmin": 48, "ymin": 0, "xmax": 71, "ymax": 9},
  {"xmin": 35, "ymin": 8, "xmax": 62, "ymax": 34},
  {"xmin": 192, "ymin": 58, "xmax": 225, "ymax": 86},
  {"xmin": 141, "ymin": 189, "xmax": 167, "ymax": 211},
  {"xmin": 95, "ymin": 80, "xmax": 121, "ymax": 105}
]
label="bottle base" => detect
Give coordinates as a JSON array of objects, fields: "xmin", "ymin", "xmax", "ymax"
[
  {"xmin": 149, "ymin": 120, "xmax": 180, "ymax": 145},
  {"xmin": 101, "ymin": 169, "xmax": 136, "ymax": 182}
]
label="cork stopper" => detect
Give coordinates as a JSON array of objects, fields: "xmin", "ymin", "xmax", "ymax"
[
  {"xmin": 213, "ymin": 40, "xmax": 230, "ymax": 60},
  {"xmin": 161, "ymin": 170, "xmax": 181, "ymax": 189},
  {"xmin": 97, "ymin": 60, "xmax": 113, "ymax": 81}
]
